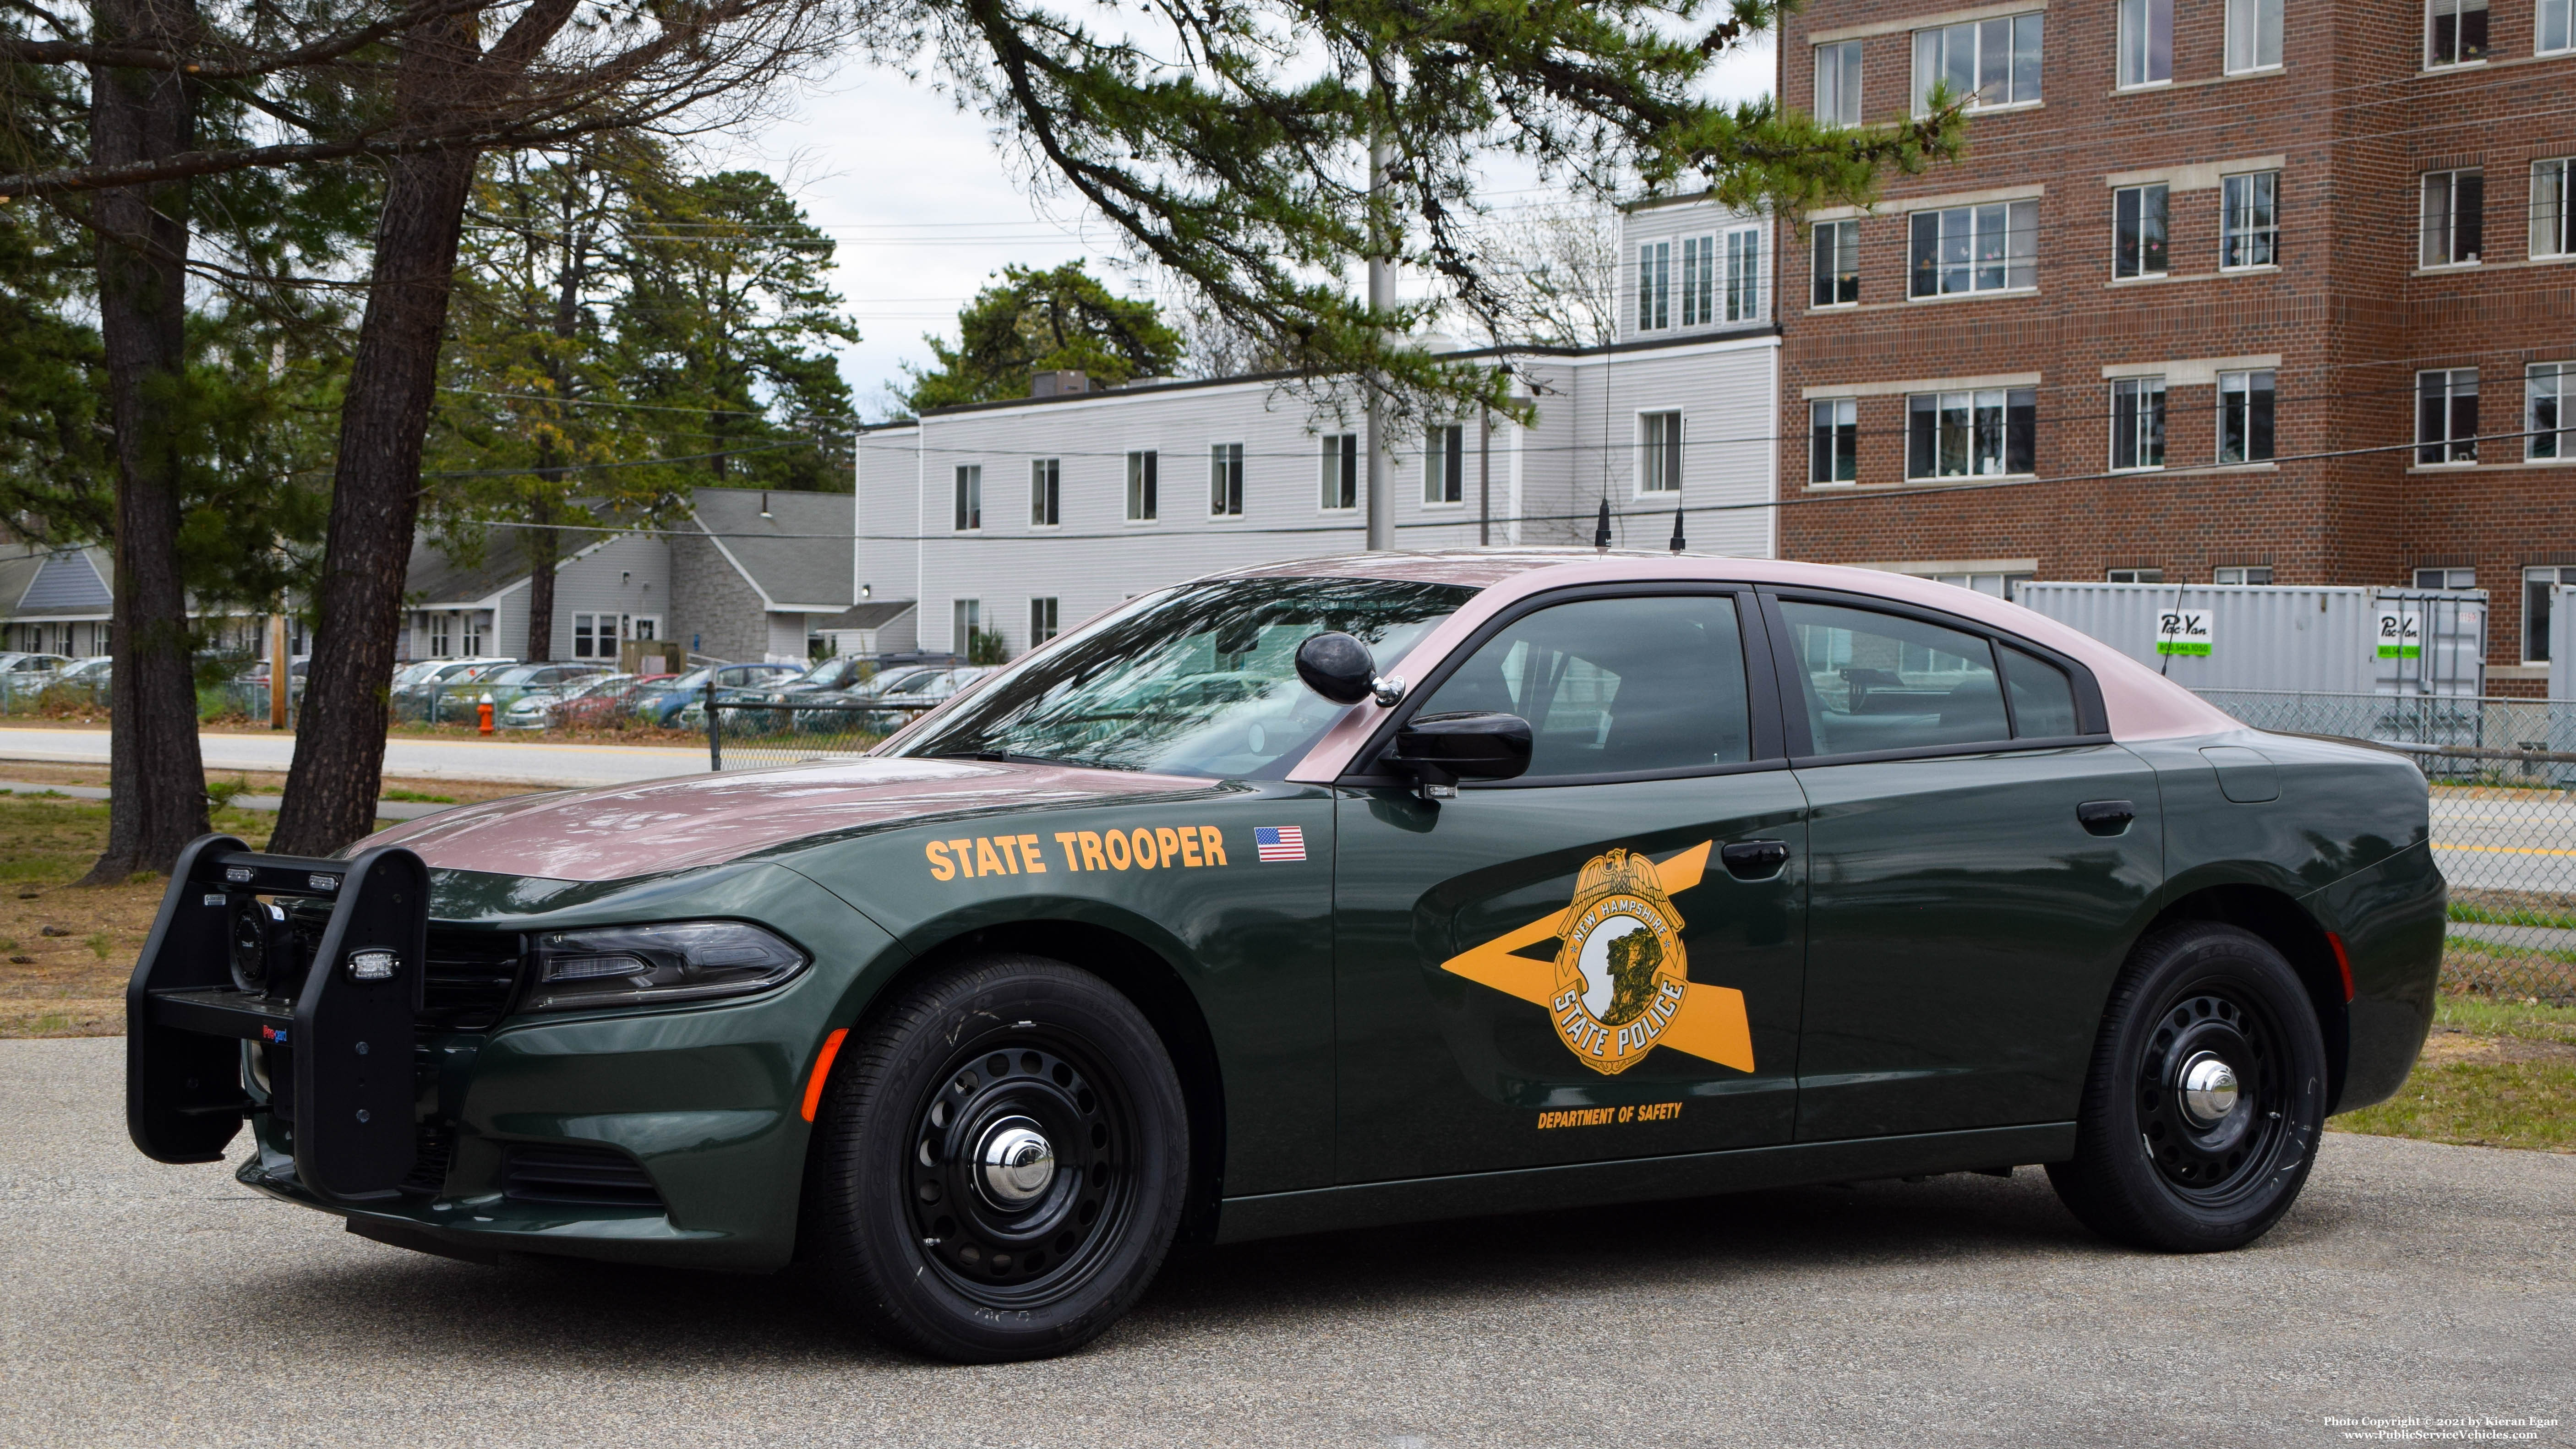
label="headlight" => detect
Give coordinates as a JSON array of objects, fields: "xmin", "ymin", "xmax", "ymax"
[{"xmin": 528, "ymin": 921, "xmax": 809, "ymax": 1010}]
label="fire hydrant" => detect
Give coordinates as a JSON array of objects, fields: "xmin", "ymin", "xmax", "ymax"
[{"xmin": 477, "ymin": 697, "xmax": 495, "ymax": 735}]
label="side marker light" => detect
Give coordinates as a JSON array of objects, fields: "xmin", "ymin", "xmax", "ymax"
[
  {"xmin": 802, "ymin": 1028, "xmax": 849, "ymax": 1123},
  {"xmin": 2325, "ymin": 932, "xmax": 2355, "ymax": 1002}
]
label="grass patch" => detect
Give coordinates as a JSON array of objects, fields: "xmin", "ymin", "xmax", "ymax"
[
  {"xmin": 2336, "ymin": 1059, "xmax": 2576, "ymax": 1152},
  {"xmin": 379, "ymin": 788, "xmax": 456, "ymax": 804},
  {"xmin": 204, "ymin": 776, "xmax": 251, "ymax": 810},
  {"xmin": 2449, "ymin": 901, "xmax": 2576, "ymax": 931},
  {"xmin": 2433, "ymin": 994, "xmax": 2576, "ymax": 1044}
]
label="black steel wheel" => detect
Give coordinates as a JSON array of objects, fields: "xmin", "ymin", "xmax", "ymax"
[
  {"xmin": 806, "ymin": 955, "xmax": 1187, "ymax": 1362},
  {"xmin": 2048, "ymin": 922, "xmax": 2328, "ymax": 1252}
]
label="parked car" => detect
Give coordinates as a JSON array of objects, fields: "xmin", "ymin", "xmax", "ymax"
[
  {"xmin": 392, "ymin": 658, "xmax": 516, "ymax": 721},
  {"xmin": 498, "ymin": 671, "xmax": 636, "ymax": 731},
  {"xmin": 470, "ymin": 661, "xmax": 613, "ymax": 713},
  {"xmin": 860, "ymin": 665, "xmax": 996, "ymax": 732},
  {"xmin": 638, "ymin": 662, "xmax": 802, "ymax": 728},
  {"xmin": 130, "ymin": 553, "xmax": 2444, "ymax": 1365},
  {"xmin": 0, "ymin": 652, "xmax": 71, "ymax": 709},
  {"xmin": 789, "ymin": 665, "xmax": 951, "ymax": 734},
  {"xmin": 765, "ymin": 655, "xmax": 876, "ymax": 702}
]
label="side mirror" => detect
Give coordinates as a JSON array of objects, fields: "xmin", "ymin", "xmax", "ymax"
[
  {"xmin": 1295, "ymin": 632, "xmax": 1403, "ymax": 707},
  {"xmin": 1388, "ymin": 710, "xmax": 1533, "ymax": 796}
]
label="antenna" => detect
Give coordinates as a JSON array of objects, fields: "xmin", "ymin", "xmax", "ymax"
[
  {"xmin": 1668, "ymin": 501, "xmax": 1686, "ymax": 554},
  {"xmin": 1593, "ymin": 498, "xmax": 1612, "ymax": 551}
]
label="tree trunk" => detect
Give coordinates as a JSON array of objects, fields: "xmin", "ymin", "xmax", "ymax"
[
  {"xmin": 268, "ymin": 19, "xmax": 482, "ymax": 855},
  {"xmin": 80, "ymin": 0, "xmax": 209, "ymax": 884},
  {"xmin": 524, "ymin": 493, "xmax": 557, "ymax": 662}
]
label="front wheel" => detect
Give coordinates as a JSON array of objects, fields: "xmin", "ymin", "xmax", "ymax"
[
  {"xmin": 805, "ymin": 955, "xmax": 1188, "ymax": 1362},
  {"xmin": 2047, "ymin": 922, "xmax": 2328, "ymax": 1252}
]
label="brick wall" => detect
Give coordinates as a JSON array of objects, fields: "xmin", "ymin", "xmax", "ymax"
[{"xmin": 1775, "ymin": 0, "xmax": 2576, "ymax": 675}]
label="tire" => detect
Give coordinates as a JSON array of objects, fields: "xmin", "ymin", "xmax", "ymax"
[
  {"xmin": 2047, "ymin": 922, "xmax": 2328, "ymax": 1253},
  {"xmin": 806, "ymin": 955, "xmax": 1188, "ymax": 1362}
]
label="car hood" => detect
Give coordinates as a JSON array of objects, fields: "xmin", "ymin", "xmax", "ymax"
[{"xmin": 355, "ymin": 756, "xmax": 1212, "ymax": 882}]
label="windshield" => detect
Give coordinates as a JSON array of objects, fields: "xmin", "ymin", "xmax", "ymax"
[
  {"xmin": 669, "ymin": 667, "xmax": 712, "ymax": 691},
  {"xmin": 892, "ymin": 575, "xmax": 1475, "ymax": 777}
]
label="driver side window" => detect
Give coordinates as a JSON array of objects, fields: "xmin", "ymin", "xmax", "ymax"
[
  {"xmin": 1416, "ymin": 594, "xmax": 1752, "ymax": 778},
  {"xmin": 1780, "ymin": 600, "xmax": 2042, "ymax": 756}
]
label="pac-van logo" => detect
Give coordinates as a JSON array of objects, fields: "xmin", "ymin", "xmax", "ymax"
[{"xmin": 1439, "ymin": 842, "xmax": 1752, "ymax": 1078}]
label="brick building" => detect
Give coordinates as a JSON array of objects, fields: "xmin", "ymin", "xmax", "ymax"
[{"xmin": 1773, "ymin": 0, "xmax": 2576, "ymax": 686}]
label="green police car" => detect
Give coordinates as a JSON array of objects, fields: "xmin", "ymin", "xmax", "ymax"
[{"xmin": 127, "ymin": 552, "xmax": 2443, "ymax": 1362}]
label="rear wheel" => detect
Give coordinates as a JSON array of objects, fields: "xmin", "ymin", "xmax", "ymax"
[
  {"xmin": 806, "ymin": 955, "xmax": 1187, "ymax": 1362},
  {"xmin": 2047, "ymin": 922, "xmax": 2328, "ymax": 1252}
]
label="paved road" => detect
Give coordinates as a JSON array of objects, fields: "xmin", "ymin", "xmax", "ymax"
[
  {"xmin": 3, "ymin": 1039, "xmax": 2566, "ymax": 1448},
  {"xmin": 2433, "ymin": 789, "xmax": 2576, "ymax": 897},
  {"xmin": 0, "ymin": 726, "xmax": 709, "ymax": 788}
]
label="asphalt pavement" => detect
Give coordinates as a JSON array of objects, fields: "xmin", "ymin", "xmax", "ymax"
[
  {"xmin": 3, "ymin": 1037, "xmax": 2567, "ymax": 1448},
  {"xmin": 0, "ymin": 726, "xmax": 709, "ymax": 788}
]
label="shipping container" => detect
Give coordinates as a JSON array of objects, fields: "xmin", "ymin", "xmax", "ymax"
[{"xmin": 2013, "ymin": 583, "xmax": 2485, "ymax": 697}]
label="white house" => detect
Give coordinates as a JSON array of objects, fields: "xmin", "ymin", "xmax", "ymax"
[{"xmin": 855, "ymin": 195, "xmax": 1782, "ymax": 658}]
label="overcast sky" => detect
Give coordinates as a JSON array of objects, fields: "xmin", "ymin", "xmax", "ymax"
[{"xmin": 726, "ymin": 36, "xmax": 1777, "ymax": 422}]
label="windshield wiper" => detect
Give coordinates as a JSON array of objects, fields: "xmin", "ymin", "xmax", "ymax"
[{"xmin": 927, "ymin": 749, "xmax": 1134, "ymax": 771}]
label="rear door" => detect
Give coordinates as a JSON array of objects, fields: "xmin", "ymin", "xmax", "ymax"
[
  {"xmin": 1331, "ymin": 587, "xmax": 1809, "ymax": 1183},
  {"xmin": 1763, "ymin": 591, "xmax": 2163, "ymax": 1141}
]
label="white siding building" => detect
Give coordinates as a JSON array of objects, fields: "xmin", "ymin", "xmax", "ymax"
[{"xmin": 857, "ymin": 196, "xmax": 1782, "ymax": 658}]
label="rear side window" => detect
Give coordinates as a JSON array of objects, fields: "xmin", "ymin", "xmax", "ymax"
[
  {"xmin": 2001, "ymin": 644, "xmax": 2080, "ymax": 736},
  {"xmin": 1780, "ymin": 601, "xmax": 2011, "ymax": 755},
  {"xmin": 1415, "ymin": 594, "xmax": 1752, "ymax": 778}
]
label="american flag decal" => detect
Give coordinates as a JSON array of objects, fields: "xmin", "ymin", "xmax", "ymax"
[{"xmin": 1254, "ymin": 826, "xmax": 1307, "ymax": 862}]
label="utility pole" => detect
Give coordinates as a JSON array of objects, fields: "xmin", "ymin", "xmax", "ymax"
[{"xmin": 1364, "ymin": 130, "xmax": 1392, "ymax": 553}]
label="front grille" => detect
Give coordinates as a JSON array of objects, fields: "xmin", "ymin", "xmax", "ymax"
[
  {"xmin": 402, "ymin": 1119, "xmax": 456, "ymax": 1196},
  {"xmin": 420, "ymin": 929, "xmax": 525, "ymax": 1031},
  {"xmin": 502, "ymin": 1144, "xmax": 665, "ymax": 1209}
]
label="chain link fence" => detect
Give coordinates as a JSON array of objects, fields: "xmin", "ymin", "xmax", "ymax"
[
  {"xmin": 702, "ymin": 700, "xmax": 927, "ymax": 768},
  {"xmin": 2197, "ymin": 689, "xmax": 2576, "ymax": 1003}
]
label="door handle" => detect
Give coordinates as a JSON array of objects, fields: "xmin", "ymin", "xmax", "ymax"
[
  {"xmin": 1719, "ymin": 840, "xmax": 1791, "ymax": 880},
  {"xmin": 2077, "ymin": 800, "xmax": 2136, "ymax": 837}
]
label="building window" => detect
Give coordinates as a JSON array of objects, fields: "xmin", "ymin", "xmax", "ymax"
[
  {"xmin": 2532, "ymin": 362, "xmax": 2571, "ymax": 460},
  {"xmin": 2111, "ymin": 377, "xmax": 2167, "ymax": 470},
  {"xmin": 1912, "ymin": 13, "xmax": 2043, "ymax": 114},
  {"xmin": 1638, "ymin": 412, "xmax": 1683, "ymax": 494},
  {"xmin": 631, "ymin": 616, "xmax": 659, "ymax": 643},
  {"xmin": 952, "ymin": 464, "xmax": 982, "ymax": 531},
  {"xmin": 428, "ymin": 612, "xmax": 453, "ymax": 658},
  {"xmin": 2427, "ymin": 0, "xmax": 2489, "ymax": 65},
  {"xmin": 2219, "ymin": 370, "xmax": 2276, "ymax": 463},
  {"xmin": 1725, "ymin": 227, "xmax": 1761, "ymax": 321},
  {"xmin": 573, "ymin": 613, "xmax": 611, "ymax": 659},
  {"xmin": 2535, "ymin": 159, "xmax": 2573, "ymax": 259},
  {"xmin": 1909, "ymin": 201, "xmax": 2038, "ymax": 297},
  {"xmin": 2527, "ymin": 566, "xmax": 2574, "ymax": 662},
  {"xmin": 953, "ymin": 599, "xmax": 981, "ymax": 655},
  {"xmin": 1812, "ymin": 220, "xmax": 1859, "ymax": 306},
  {"xmin": 1320, "ymin": 433, "xmax": 1358, "ymax": 510},
  {"xmin": 2214, "ymin": 566, "xmax": 2275, "ymax": 585},
  {"xmin": 1030, "ymin": 458, "xmax": 1059, "ymax": 526},
  {"xmin": 1636, "ymin": 240, "xmax": 1670, "ymax": 331},
  {"xmin": 1906, "ymin": 388, "xmax": 2036, "ymax": 479},
  {"xmin": 2107, "ymin": 567, "xmax": 2164, "ymax": 583},
  {"xmin": 1680, "ymin": 234, "xmax": 1717, "ymax": 326},
  {"xmin": 1815, "ymin": 40, "xmax": 1863, "ymax": 125},
  {"xmin": 1810, "ymin": 399, "xmax": 1857, "ymax": 484},
  {"xmin": 1030, "ymin": 597, "xmax": 1059, "ymax": 646},
  {"xmin": 2114, "ymin": 184, "xmax": 2168, "ymax": 278},
  {"xmin": 2416, "ymin": 566, "xmax": 2477, "ymax": 588},
  {"xmin": 1125, "ymin": 449, "xmax": 1158, "ymax": 521},
  {"xmin": 2221, "ymin": 172, "xmax": 2279, "ymax": 268},
  {"xmin": 2117, "ymin": 0, "xmax": 2171, "ymax": 86},
  {"xmin": 1423, "ymin": 425, "xmax": 1464, "ymax": 505},
  {"xmin": 2226, "ymin": 0, "xmax": 2284, "ymax": 69},
  {"xmin": 1210, "ymin": 442, "xmax": 1244, "ymax": 516},
  {"xmin": 2421, "ymin": 171, "xmax": 2483, "ymax": 265},
  {"xmin": 2417, "ymin": 369, "xmax": 2479, "ymax": 464},
  {"xmin": 2543, "ymin": 0, "xmax": 2573, "ymax": 53}
]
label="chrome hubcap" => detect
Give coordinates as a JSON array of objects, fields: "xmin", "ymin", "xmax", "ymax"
[
  {"xmin": 2177, "ymin": 1050, "xmax": 2240, "ymax": 1127},
  {"xmin": 977, "ymin": 1118, "xmax": 1055, "ymax": 1207}
]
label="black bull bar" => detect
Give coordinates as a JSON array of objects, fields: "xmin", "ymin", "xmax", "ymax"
[{"xmin": 126, "ymin": 836, "xmax": 430, "ymax": 1199}]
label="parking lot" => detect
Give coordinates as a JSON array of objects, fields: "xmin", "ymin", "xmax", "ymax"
[{"xmin": 4, "ymin": 1038, "xmax": 2567, "ymax": 1448}]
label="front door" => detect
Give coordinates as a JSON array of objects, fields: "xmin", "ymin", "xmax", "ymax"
[
  {"xmin": 1332, "ymin": 589, "xmax": 1809, "ymax": 1185},
  {"xmin": 1766, "ymin": 594, "xmax": 2165, "ymax": 1142}
]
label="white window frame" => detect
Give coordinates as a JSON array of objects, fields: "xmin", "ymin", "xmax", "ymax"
[
  {"xmin": 1908, "ymin": 200, "xmax": 2039, "ymax": 298},
  {"xmin": 2415, "ymin": 567, "xmax": 2477, "ymax": 589},
  {"xmin": 2113, "ymin": 183, "xmax": 2169, "ymax": 279},
  {"xmin": 1725, "ymin": 226, "xmax": 1762, "ymax": 321},
  {"xmin": 629, "ymin": 615, "xmax": 660, "ymax": 643},
  {"xmin": 1422, "ymin": 425, "xmax": 1465, "ymax": 506},
  {"xmin": 2221, "ymin": 171, "xmax": 2279, "ymax": 270},
  {"xmin": 2117, "ymin": 0, "xmax": 2172, "ymax": 88},
  {"xmin": 952, "ymin": 463, "xmax": 982, "ymax": 532},
  {"xmin": 1815, "ymin": 40, "xmax": 1863, "ymax": 125},
  {"xmin": 2213, "ymin": 566, "xmax": 2275, "ymax": 585},
  {"xmin": 1636, "ymin": 410, "xmax": 1684, "ymax": 496},
  {"xmin": 953, "ymin": 599, "xmax": 982, "ymax": 654},
  {"xmin": 2421, "ymin": 170, "xmax": 2484, "ymax": 267},
  {"xmin": 1029, "ymin": 597, "xmax": 1059, "ymax": 646},
  {"xmin": 2107, "ymin": 567, "xmax": 2165, "ymax": 583},
  {"xmin": 1911, "ymin": 12, "xmax": 2043, "ymax": 115},
  {"xmin": 2426, "ymin": 0, "xmax": 2489, "ymax": 66},
  {"xmin": 427, "ymin": 612, "xmax": 453, "ymax": 658},
  {"xmin": 2109, "ymin": 376, "xmax": 2167, "ymax": 472},
  {"xmin": 2527, "ymin": 566, "xmax": 2572, "ymax": 663},
  {"xmin": 1810, "ymin": 398, "xmax": 1858, "ymax": 485},
  {"xmin": 1319, "ymin": 433, "xmax": 1359, "ymax": 512},
  {"xmin": 2219, "ymin": 369, "xmax": 2277, "ymax": 464},
  {"xmin": 2542, "ymin": 0, "xmax": 2573, "ymax": 54},
  {"xmin": 1635, "ymin": 240, "xmax": 1671, "ymax": 332},
  {"xmin": 1209, "ymin": 441, "xmax": 1245, "ymax": 517},
  {"xmin": 1030, "ymin": 458, "xmax": 1060, "ymax": 527},
  {"xmin": 1812, "ymin": 220, "xmax": 1859, "ymax": 307},
  {"xmin": 2534, "ymin": 158, "xmax": 2573, "ymax": 260},
  {"xmin": 2530, "ymin": 361, "xmax": 2571, "ymax": 461},
  {"xmin": 1679, "ymin": 234, "xmax": 1718, "ymax": 327},
  {"xmin": 2417, "ymin": 368, "xmax": 2480, "ymax": 465},
  {"xmin": 1125, "ymin": 449, "xmax": 1158, "ymax": 522},
  {"xmin": 2225, "ymin": 0, "xmax": 2284, "ymax": 72},
  {"xmin": 1905, "ymin": 388, "xmax": 2036, "ymax": 479}
]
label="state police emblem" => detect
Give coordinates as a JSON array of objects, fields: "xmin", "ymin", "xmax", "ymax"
[{"xmin": 1440, "ymin": 841, "xmax": 1754, "ymax": 1077}]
